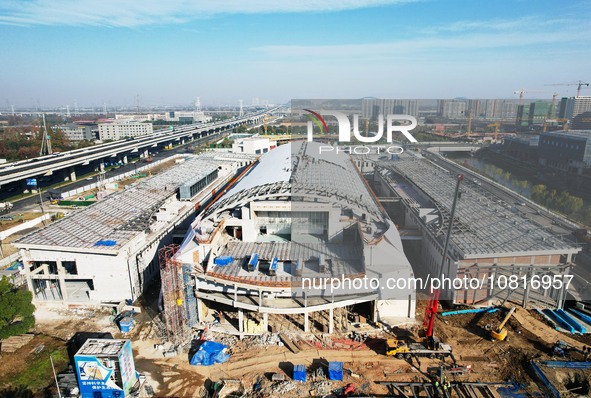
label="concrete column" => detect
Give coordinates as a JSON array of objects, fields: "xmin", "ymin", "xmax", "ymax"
[
  {"xmin": 238, "ymin": 310, "xmax": 244, "ymax": 333},
  {"xmin": 263, "ymin": 312, "xmax": 269, "ymax": 331},
  {"xmin": 196, "ymin": 298, "xmax": 204, "ymax": 323},
  {"xmin": 57, "ymin": 260, "xmax": 68, "ymax": 301},
  {"xmin": 304, "ymin": 312, "xmax": 309, "ymax": 332},
  {"xmin": 69, "ymin": 167, "xmax": 77, "ymax": 182},
  {"xmin": 258, "ymin": 289, "xmax": 262, "ymax": 307},
  {"xmin": 234, "ymin": 284, "xmax": 238, "ymax": 303},
  {"xmin": 22, "ymin": 251, "xmax": 35, "ymax": 296},
  {"xmin": 143, "ymin": 149, "xmax": 149, "ymax": 158},
  {"xmin": 372, "ymin": 300, "xmax": 378, "ymax": 323},
  {"xmin": 122, "ymin": 155, "xmax": 128, "ymax": 164},
  {"xmin": 522, "ymin": 265, "xmax": 532, "ymax": 308},
  {"xmin": 329, "ymin": 308, "xmax": 334, "ymax": 334}
]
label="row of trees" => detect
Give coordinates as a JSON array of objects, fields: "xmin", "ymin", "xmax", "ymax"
[
  {"xmin": 471, "ymin": 162, "xmax": 591, "ymax": 226},
  {"xmin": 531, "ymin": 184, "xmax": 588, "ymax": 218}
]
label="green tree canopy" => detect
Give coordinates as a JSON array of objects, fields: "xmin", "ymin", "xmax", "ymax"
[{"xmin": 0, "ymin": 278, "xmax": 35, "ymax": 338}]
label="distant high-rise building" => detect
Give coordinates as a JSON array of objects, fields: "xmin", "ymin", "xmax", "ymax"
[
  {"xmin": 573, "ymin": 96, "xmax": 591, "ymax": 119},
  {"xmin": 558, "ymin": 96, "xmax": 591, "ymax": 122},
  {"xmin": 361, "ymin": 98, "xmax": 418, "ymax": 119},
  {"xmin": 438, "ymin": 99, "xmax": 466, "ymax": 119},
  {"xmin": 467, "ymin": 100, "xmax": 484, "ymax": 118},
  {"xmin": 484, "ymin": 99, "xmax": 516, "ymax": 120},
  {"xmin": 527, "ymin": 101, "xmax": 551, "ymax": 126}
]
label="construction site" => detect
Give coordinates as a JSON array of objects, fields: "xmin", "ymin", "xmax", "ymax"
[
  {"xmin": 135, "ymin": 141, "xmax": 591, "ymax": 397},
  {"xmin": 2, "ymin": 139, "xmax": 591, "ymax": 398}
]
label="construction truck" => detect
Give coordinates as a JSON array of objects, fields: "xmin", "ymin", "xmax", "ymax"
[{"xmin": 385, "ymin": 337, "xmax": 453, "ymax": 360}]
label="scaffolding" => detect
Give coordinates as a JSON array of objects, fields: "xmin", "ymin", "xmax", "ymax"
[{"xmin": 159, "ymin": 244, "xmax": 190, "ymax": 344}]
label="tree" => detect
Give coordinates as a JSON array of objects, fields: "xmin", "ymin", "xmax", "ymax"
[
  {"xmin": 0, "ymin": 277, "xmax": 35, "ymax": 338},
  {"xmin": 531, "ymin": 184, "xmax": 548, "ymax": 203}
]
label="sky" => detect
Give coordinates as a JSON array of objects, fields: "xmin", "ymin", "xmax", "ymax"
[{"xmin": 1, "ymin": 0, "xmax": 590, "ymax": 109}]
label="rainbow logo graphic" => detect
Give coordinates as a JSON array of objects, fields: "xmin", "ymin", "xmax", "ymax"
[{"xmin": 304, "ymin": 109, "xmax": 329, "ymax": 134}]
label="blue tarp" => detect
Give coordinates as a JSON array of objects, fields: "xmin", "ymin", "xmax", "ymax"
[
  {"xmin": 214, "ymin": 256, "xmax": 233, "ymax": 266},
  {"xmin": 293, "ymin": 364, "xmax": 306, "ymax": 382},
  {"xmin": 328, "ymin": 361, "xmax": 344, "ymax": 381},
  {"xmin": 94, "ymin": 239, "xmax": 117, "ymax": 247},
  {"xmin": 190, "ymin": 341, "xmax": 230, "ymax": 366}
]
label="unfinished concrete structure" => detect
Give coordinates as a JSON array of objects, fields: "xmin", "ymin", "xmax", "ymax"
[
  {"xmin": 168, "ymin": 141, "xmax": 416, "ymax": 337},
  {"xmin": 14, "ymin": 151, "xmax": 256, "ymax": 306},
  {"xmin": 374, "ymin": 153, "xmax": 580, "ymax": 308}
]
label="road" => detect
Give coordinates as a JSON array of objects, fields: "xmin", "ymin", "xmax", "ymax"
[{"xmin": 8, "ymin": 131, "xmax": 227, "ymax": 212}]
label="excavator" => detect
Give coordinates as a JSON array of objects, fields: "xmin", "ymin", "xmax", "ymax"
[{"xmin": 487, "ymin": 307, "xmax": 516, "ymax": 341}]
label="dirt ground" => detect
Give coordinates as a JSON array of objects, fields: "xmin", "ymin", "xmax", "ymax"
[{"xmin": 2, "ymin": 302, "xmax": 590, "ymax": 397}]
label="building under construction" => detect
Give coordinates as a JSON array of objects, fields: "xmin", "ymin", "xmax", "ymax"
[
  {"xmin": 160, "ymin": 141, "xmax": 416, "ymax": 339},
  {"xmin": 14, "ymin": 151, "xmax": 257, "ymax": 306},
  {"xmin": 373, "ymin": 152, "xmax": 580, "ymax": 308}
]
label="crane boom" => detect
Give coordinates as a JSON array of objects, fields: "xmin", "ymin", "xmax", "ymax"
[
  {"xmin": 545, "ymin": 80, "xmax": 590, "ymax": 97},
  {"xmin": 423, "ymin": 174, "xmax": 463, "ymax": 339}
]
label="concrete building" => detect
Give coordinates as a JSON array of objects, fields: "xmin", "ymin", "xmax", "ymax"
[
  {"xmin": 572, "ymin": 112, "xmax": 591, "ymax": 130},
  {"xmin": 167, "ymin": 141, "xmax": 416, "ymax": 337},
  {"xmin": 374, "ymin": 153, "xmax": 579, "ymax": 308},
  {"xmin": 538, "ymin": 130, "xmax": 591, "ymax": 174},
  {"xmin": 74, "ymin": 339, "xmax": 137, "ymax": 398},
  {"xmin": 14, "ymin": 152, "xmax": 257, "ymax": 305},
  {"xmin": 55, "ymin": 123, "xmax": 96, "ymax": 142},
  {"xmin": 231, "ymin": 137, "xmax": 276, "ymax": 155},
  {"xmin": 438, "ymin": 100, "xmax": 467, "ymax": 119},
  {"xmin": 502, "ymin": 136, "xmax": 539, "ymax": 162},
  {"xmin": 98, "ymin": 120, "xmax": 153, "ymax": 141}
]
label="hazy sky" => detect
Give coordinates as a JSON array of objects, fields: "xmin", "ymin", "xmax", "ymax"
[{"xmin": 1, "ymin": 0, "xmax": 590, "ymax": 108}]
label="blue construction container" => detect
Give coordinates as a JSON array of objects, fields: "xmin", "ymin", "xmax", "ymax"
[
  {"xmin": 269, "ymin": 257, "xmax": 278, "ymax": 276},
  {"xmin": 293, "ymin": 364, "xmax": 307, "ymax": 382},
  {"xmin": 119, "ymin": 317, "xmax": 134, "ymax": 333},
  {"xmin": 214, "ymin": 256, "xmax": 234, "ymax": 266},
  {"xmin": 248, "ymin": 253, "xmax": 259, "ymax": 272},
  {"xmin": 328, "ymin": 361, "xmax": 344, "ymax": 381}
]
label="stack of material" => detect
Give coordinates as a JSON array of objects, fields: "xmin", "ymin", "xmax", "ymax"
[{"xmin": 0, "ymin": 334, "xmax": 35, "ymax": 353}]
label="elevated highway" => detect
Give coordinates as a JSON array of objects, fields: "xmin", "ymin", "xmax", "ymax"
[{"xmin": 0, "ymin": 107, "xmax": 281, "ymax": 188}]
